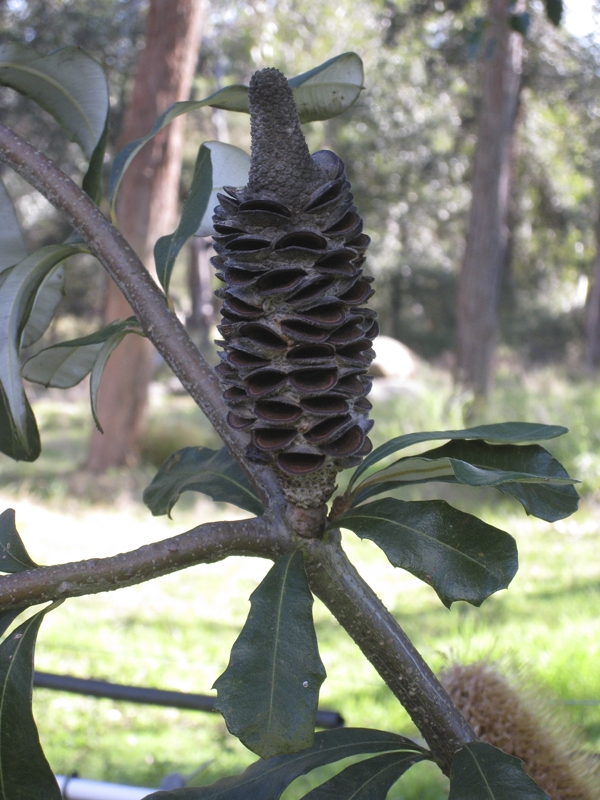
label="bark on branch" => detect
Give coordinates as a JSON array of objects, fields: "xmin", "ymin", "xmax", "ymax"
[
  {"xmin": 304, "ymin": 531, "xmax": 478, "ymax": 773},
  {"xmin": 0, "ymin": 122, "xmax": 477, "ymax": 768},
  {"xmin": 0, "ymin": 514, "xmax": 289, "ymax": 612}
]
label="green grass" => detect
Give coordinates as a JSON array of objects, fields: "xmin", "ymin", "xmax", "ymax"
[{"xmin": 2, "ymin": 366, "xmax": 600, "ymax": 796}]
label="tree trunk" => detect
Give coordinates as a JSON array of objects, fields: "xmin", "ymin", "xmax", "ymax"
[
  {"xmin": 86, "ymin": 0, "xmax": 204, "ymax": 471},
  {"xmin": 584, "ymin": 205, "xmax": 600, "ymax": 368},
  {"xmin": 455, "ymin": 0, "xmax": 524, "ymax": 399}
]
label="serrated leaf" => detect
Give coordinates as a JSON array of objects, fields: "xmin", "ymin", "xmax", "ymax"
[
  {"xmin": 194, "ymin": 142, "xmax": 250, "ymax": 238},
  {"xmin": 143, "ymin": 446, "xmax": 263, "ymax": 517},
  {"xmin": 288, "ymin": 52, "xmax": 364, "ymax": 124},
  {"xmin": 147, "ymin": 729, "xmax": 428, "ymax": 800},
  {"xmin": 109, "ymin": 53, "xmax": 362, "ymax": 217},
  {"xmin": 348, "ymin": 423, "xmax": 569, "ymax": 490},
  {"xmin": 336, "ymin": 497, "xmax": 518, "ymax": 608},
  {"xmin": 0, "ymin": 179, "xmax": 27, "ymax": 275},
  {"xmin": 448, "ymin": 742, "xmax": 549, "ymax": 799},
  {"xmin": 0, "ymin": 244, "xmax": 85, "ymax": 458},
  {"xmin": 348, "ymin": 440, "xmax": 579, "ymax": 521},
  {"xmin": 0, "ymin": 602, "xmax": 63, "ymax": 800},
  {"xmin": 155, "ymin": 143, "xmax": 213, "ymax": 293},
  {"xmin": 20, "ymin": 265, "xmax": 65, "ymax": 349},
  {"xmin": 21, "ymin": 317, "xmax": 141, "ymax": 433},
  {"xmin": 0, "ymin": 509, "xmax": 38, "ymax": 573},
  {"xmin": 0, "ymin": 44, "xmax": 108, "ymax": 160},
  {"xmin": 214, "ymin": 550, "xmax": 326, "ymax": 759},
  {"xmin": 303, "ymin": 751, "xmax": 426, "ymax": 799}
]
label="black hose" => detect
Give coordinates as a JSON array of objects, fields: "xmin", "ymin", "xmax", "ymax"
[{"xmin": 33, "ymin": 671, "xmax": 345, "ymax": 729}]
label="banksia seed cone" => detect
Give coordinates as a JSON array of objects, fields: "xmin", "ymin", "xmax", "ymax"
[
  {"xmin": 212, "ymin": 68, "xmax": 376, "ymax": 505},
  {"xmin": 441, "ymin": 663, "xmax": 600, "ymax": 800}
]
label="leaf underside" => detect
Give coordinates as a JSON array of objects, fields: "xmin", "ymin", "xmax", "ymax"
[
  {"xmin": 349, "ymin": 422, "xmax": 569, "ymax": 489},
  {"xmin": 348, "ymin": 440, "xmax": 578, "ymax": 522}
]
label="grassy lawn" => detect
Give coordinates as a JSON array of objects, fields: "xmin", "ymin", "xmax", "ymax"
[{"xmin": 2, "ymin": 366, "xmax": 600, "ymax": 797}]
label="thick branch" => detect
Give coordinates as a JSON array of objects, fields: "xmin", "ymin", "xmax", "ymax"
[
  {"xmin": 0, "ymin": 123, "xmax": 284, "ymax": 512},
  {"xmin": 0, "ymin": 123, "xmax": 477, "ymax": 770},
  {"xmin": 0, "ymin": 514, "xmax": 290, "ymax": 612},
  {"xmin": 304, "ymin": 531, "xmax": 478, "ymax": 773}
]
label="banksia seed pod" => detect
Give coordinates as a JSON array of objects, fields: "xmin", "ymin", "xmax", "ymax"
[{"xmin": 212, "ymin": 68, "xmax": 377, "ymax": 506}]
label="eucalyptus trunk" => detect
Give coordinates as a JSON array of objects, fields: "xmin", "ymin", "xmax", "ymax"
[
  {"xmin": 455, "ymin": 0, "xmax": 524, "ymax": 399},
  {"xmin": 86, "ymin": 0, "xmax": 204, "ymax": 471}
]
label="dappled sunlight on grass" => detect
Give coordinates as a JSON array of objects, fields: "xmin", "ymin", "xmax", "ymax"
[{"xmin": 1, "ymin": 369, "xmax": 599, "ymax": 794}]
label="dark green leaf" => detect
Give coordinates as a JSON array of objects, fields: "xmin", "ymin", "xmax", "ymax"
[
  {"xmin": 448, "ymin": 743, "xmax": 549, "ymax": 799},
  {"xmin": 0, "ymin": 180, "xmax": 27, "ymax": 275},
  {"xmin": 336, "ymin": 497, "xmax": 518, "ymax": 608},
  {"xmin": 509, "ymin": 12, "xmax": 530, "ymax": 36},
  {"xmin": 21, "ymin": 317, "xmax": 141, "ymax": 433},
  {"xmin": 21, "ymin": 265, "xmax": 65, "ymax": 349},
  {"xmin": 155, "ymin": 144, "xmax": 213, "ymax": 294},
  {"xmin": 0, "ymin": 602, "xmax": 63, "ymax": 800},
  {"xmin": 143, "ymin": 446, "xmax": 263, "ymax": 517},
  {"xmin": 109, "ymin": 53, "xmax": 362, "ymax": 215},
  {"xmin": 0, "ymin": 44, "xmax": 108, "ymax": 160},
  {"xmin": 0, "ymin": 381, "xmax": 40, "ymax": 462},
  {"xmin": 0, "ymin": 244, "xmax": 86, "ymax": 452},
  {"xmin": 348, "ymin": 423, "xmax": 569, "ymax": 490},
  {"xmin": 0, "ymin": 509, "xmax": 38, "ymax": 573},
  {"xmin": 214, "ymin": 550, "xmax": 326, "ymax": 758},
  {"xmin": 544, "ymin": 0, "xmax": 563, "ymax": 27},
  {"xmin": 302, "ymin": 751, "xmax": 426, "ymax": 799},
  {"xmin": 422, "ymin": 441, "xmax": 577, "ymax": 523},
  {"xmin": 0, "ymin": 610, "xmax": 23, "ymax": 640},
  {"xmin": 348, "ymin": 440, "xmax": 579, "ymax": 522},
  {"xmin": 81, "ymin": 116, "xmax": 109, "ymax": 204},
  {"xmin": 146, "ymin": 728, "xmax": 428, "ymax": 800}
]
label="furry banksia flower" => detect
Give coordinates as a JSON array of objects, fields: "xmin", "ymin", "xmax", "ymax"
[
  {"xmin": 211, "ymin": 68, "xmax": 377, "ymax": 506},
  {"xmin": 441, "ymin": 663, "xmax": 600, "ymax": 800}
]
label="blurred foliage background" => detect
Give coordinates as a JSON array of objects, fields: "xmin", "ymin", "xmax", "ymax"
[
  {"xmin": 2, "ymin": 0, "xmax": 600, "ymax": 795},
  {"xmin": 2, "ymin": 0, "xmax": 600, "ymax": 367}
]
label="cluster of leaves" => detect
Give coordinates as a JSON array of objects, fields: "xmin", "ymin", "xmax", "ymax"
[
  {"xmin": 142, "ymin": 420, "xmax": 576, "ymax": 797},
  {"xmin": 0, "ymin": 40, "xmax": 579, "ymax": 800}
]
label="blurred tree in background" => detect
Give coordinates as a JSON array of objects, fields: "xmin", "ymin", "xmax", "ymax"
[
  {"xmin": 85, "ymin": 0, "xmax": 204, "ymax": 471},
  {"xmin": 2, "ymin": 0, "xmax": 600, "ymax": 453}
]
